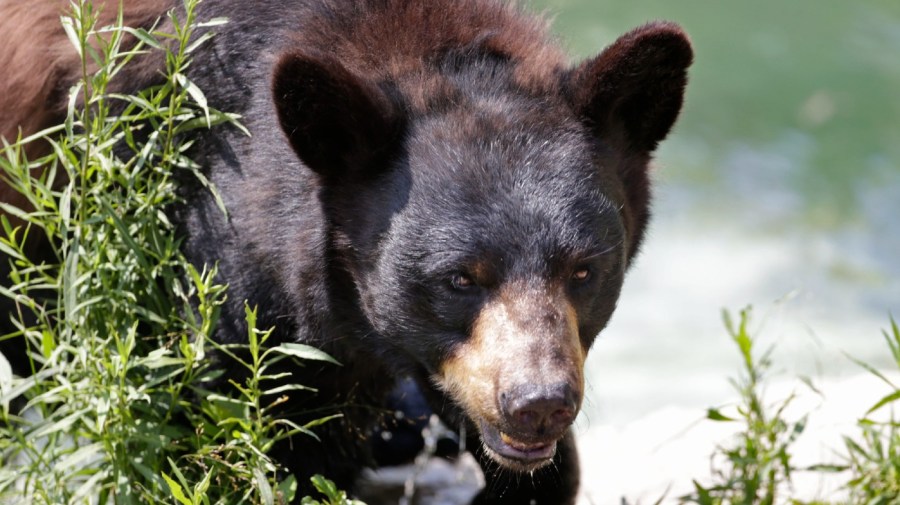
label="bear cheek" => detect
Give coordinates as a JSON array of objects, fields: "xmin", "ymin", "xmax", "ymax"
[{"xmin": 434, "ymin": 284, "xmax": 586, "ymax": 435}]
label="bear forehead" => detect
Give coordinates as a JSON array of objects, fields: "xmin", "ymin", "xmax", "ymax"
[
  {"xmin": 402, "ymin": 106, "xmax": 615, "ymax": 204},
  {"xmin": 406, "ymin": 101, "xmax": 600, "ymax": 183},
  {"xmin": 388, "ymin": 166, "xmax": 623, "ymax": 273}
]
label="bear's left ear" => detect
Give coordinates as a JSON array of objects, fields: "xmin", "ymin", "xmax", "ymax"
[
  {"xmin": 272, "ymin": 51, "xmax": 403, "ymax": 181},
  {"xmin": 566, "ymin": 22, "xmax": 693, "ymax": 153}
]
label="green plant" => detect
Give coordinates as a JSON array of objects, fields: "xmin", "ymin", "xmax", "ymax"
[
  {"xmin": 170, "ymin": 304, "xmax": 344, "ymax": 505},
  {"xmin": 840, "ymin": 318, "xmax": 900, "ymax": 504},
  {"xmin": 677, "ymin": 311, "xmax": 900, "ymax": 505},
  {"xmin": 0, "ymin": 1, "xmax": 346, "ymax": 503},
  {"xmin": 681, "ymin": 308, "xmax": 807, "ymax": 505},
  {"xmin": 300, "ymin": 475, "xmax": 365, "ymax": 505}
]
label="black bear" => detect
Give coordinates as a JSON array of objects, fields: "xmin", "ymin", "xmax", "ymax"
[{"xmin": 0, "ymin": 0, "xmax": 692, "ymax": 502}]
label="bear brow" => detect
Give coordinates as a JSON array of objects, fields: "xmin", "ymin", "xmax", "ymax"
[{"xmin": 569, "ymin": 242, "xmax": 623, "ymax": 263}]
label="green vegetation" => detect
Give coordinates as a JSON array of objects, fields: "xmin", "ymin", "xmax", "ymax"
[
  {"xmin": 679, "ymin": 311, "xmax": 900, "ymax": 505},
  {"xmin": 680, "ymin": 309, "xmax": 805, "ymax": 505},
  {"xmin": 0, "ymin": 1, "xmax": 343, "ymax": 503},
  {"xmin": 679, "ymin": 309, "xmax": 807, "ymax": 505},
  {"xmin": 842, "ymin": 318, "xmax": 900, "ymax": 504},
  {"xmin": 299, "ymin": 476, "xmax": 365, "ymax": 505},
  {"xmin": 0, "ymin": 1, "xmax": 897, "ymax": 505}
]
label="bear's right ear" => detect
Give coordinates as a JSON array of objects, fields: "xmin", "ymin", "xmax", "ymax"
[
  {"xmin": 566, "ymin": 22, "xmax": 693, "ymax": 153},
  {"xmin": 272, "ymin": 52, "xmax": 403, "ymax": 180}
]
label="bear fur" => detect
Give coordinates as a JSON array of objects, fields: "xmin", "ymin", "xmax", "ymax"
[{"xmin": 0, "ymin": 0, "xmax": 692, "ymax": 502}]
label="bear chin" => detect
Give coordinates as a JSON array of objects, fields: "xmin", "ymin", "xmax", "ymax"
[{"xmin": 477, "ymin": 418, "xmax": 560, "ymax": 472}]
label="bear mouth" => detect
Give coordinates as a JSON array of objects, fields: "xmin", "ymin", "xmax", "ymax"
[{"xmin": 477, "ymin": 419, "xmax": 557, "ymax": 471}]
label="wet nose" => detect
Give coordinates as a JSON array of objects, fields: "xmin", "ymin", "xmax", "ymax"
[{"xmin": 499, "ymin": 382, "xmax": 577, "ymax": 438}]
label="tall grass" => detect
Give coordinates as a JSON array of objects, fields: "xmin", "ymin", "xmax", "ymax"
[
  {"xmin": 681, "ymin": 311, "xmax": 900, "ymax": 505},
  {"xmin": 0, "ymin": 1, "xmax": 346, "ymax": 503},
  {"xmin": 680, "ymin": 309, "xmax": 807, "ymax": 505},
  {"xmin": 841, "ymin": 318, "xmax": 900, "ymax": 504}
]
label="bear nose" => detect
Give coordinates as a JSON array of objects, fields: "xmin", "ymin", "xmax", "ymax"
[{"xmin": 499, "ymin": 382, "xmax": 577, "ymax": 438}]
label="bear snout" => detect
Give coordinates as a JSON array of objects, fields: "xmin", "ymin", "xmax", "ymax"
[
  {"xmin": 435, "ymin": 281, "xmax": 587, "ymax": 469},
  {"xmin": 499, "ymin": 381, "xmax": 578, "ymax": 441}
]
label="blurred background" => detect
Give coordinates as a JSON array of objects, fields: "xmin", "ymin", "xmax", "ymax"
[{"xmin": 527, "ymin": 0, "xmax": 900, "ymax": 501}]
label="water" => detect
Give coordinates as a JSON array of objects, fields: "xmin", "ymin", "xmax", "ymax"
[{"xmin": 524, "ymin": 0, "xmax": 900, "ymax": 501}]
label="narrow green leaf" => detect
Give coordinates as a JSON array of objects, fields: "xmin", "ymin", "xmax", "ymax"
[
  {"xmin": 124, "ymin": 27, "xmax": 163, "ymax": 49},
  {"xmin": 866, "ymin": 389, "xmax": 900, "ymax": 416},
  {"xmin": 804, "ymin": 463, "xmax": 848, "ymax": 473},
  {"xmin": 263, "ymin": 383, "xmax": 316, "ymax": 396},
  {"xmin": 192, "ymin": 467, "xmax": 214, "ymax": 503},
  {"xmin": 41, "ymin": 329, "xmax": 56, "ymax": 359},
  {"xmin": 60, "ymin": 17, "xmax": 83, "ymax": 58},
  {"xmin": 254, "ymin": 466, "xmax": 274, "ymax": 505},
  {"xmin": 0, "ymin": 351, "xmax": 12, "ymax": 393},
  {"xmin": 301, "ymin": 414, "xmax": 343, "ymax": 431},
  {"xmin": 310, "ymin": 475, "xmax": 340, "ymax": 500},
  {"xmin": 266, "ymin": 343, "xmax": 341, "ymax": 366},
  {"xmin": 846, "ymin": 351, "xmax": 898, "ymax": 390},
  {"xmin": 174, "ymin": 73, "xmax": 210, "ymax": 125},
  {"xmin": 185, "ymin": 30, "xmax": 217, "ymax": 54},
  {"xmin": 0, "ymin": 367, "xmax": 58, "ymax": 406},
  {"xmin": 162, "ymin": 472, "xmax": 193, "ymax": 505},
  {"xmin": 706, "ymin": 407, "xmax": 736, "ymax": 422},
  {"xmin": 195, "ymin": 17, "xmax": 230, "ymax": 28}
]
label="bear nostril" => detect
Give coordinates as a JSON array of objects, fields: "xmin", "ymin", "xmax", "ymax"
[
  {"xmin": 513, "ymin": 408, "xmax": 537, "ymax": 427},
  {"xmin": 551, "ymin": 407, "xmax": 574, "ymax": 426}
]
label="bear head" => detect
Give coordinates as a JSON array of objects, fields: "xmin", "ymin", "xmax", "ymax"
[{"xmin": 272, "ymin": 21, "xmax": 692, "ymax": 471}]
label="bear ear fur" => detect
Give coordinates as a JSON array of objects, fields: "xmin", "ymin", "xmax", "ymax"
[
  {"xmin": 567, "ymin": 21, "xmax": 693, "ymax": 153},
  {"xmin": 272, "ymin": 52, "xmax": 402, "ymax": 180}
]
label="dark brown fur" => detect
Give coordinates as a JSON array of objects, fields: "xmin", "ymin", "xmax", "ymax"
[
  {"xmin": 287, "ymin": 0, "xmax": 566, "ymax": 92},
  {"xmin": 1, "ymin": 1, "xmax": 692, "ymax": 502},
  {"xmin": 567, "ymin": 22, "xmax": 693, "ymax": 256}
]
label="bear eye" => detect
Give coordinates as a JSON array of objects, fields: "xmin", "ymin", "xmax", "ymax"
[
  {"xmin": 571, "ymin": 267, "xmax": 592, "ymax": 284},
  {"xmin": 450, "ymin": 272, "xmax": 476, "ymax": 291}
]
